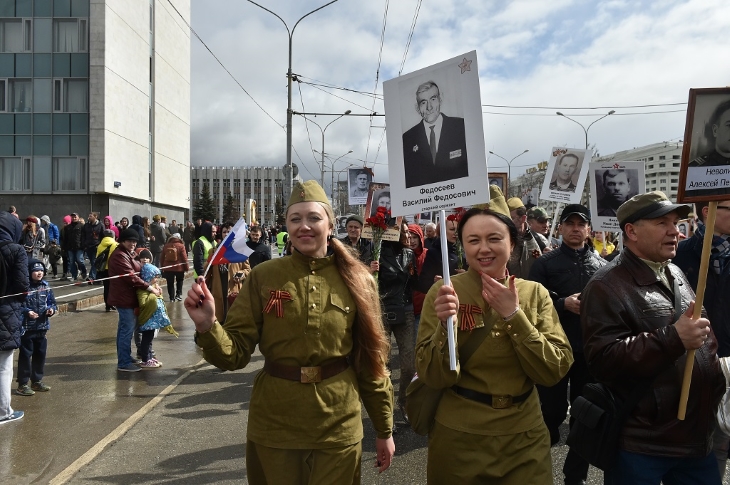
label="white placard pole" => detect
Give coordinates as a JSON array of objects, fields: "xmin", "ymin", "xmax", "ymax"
[{"xmin": 439, "ymin": 209, "xmax": 457, "ymax": 371}]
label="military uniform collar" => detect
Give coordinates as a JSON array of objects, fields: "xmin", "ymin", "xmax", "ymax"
[{"xmin": 291, "ymin": 246, "xmax": 336, "ymax": 270}]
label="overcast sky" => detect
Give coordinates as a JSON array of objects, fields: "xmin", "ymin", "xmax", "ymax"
[{"xmin": 189, "ymin": 0, "xmax": 730, "ymax": 195}]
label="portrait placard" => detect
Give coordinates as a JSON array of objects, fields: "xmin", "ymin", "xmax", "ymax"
[
  {"xmin": 589, "ymin": 161, "xmax": 645, "ymax": 231},
  {"xmin": 347, "ymin": 167, "xmax": 373, "ymax": 206},
  {"xmin": 488, "ymin": 172, "xmax": 508, "ymax": 194},
  {"xmin": 677, "ymin": 87, "xmax": 730, "ymax": 202},
  {"xmin": 361, "ymin": 183, "xmax": 403, "ymax": 242},
  {"xmin": 539, "ymin": 147, "xmax": 592, "ymax": 204},
  {"xmin": 383, "ymin": 51, "xmax": 489, "ymax": 216}
]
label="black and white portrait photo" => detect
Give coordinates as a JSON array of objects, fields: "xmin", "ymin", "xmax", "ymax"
[
  {"xmin": 383, "ymin": 50, "xmax": 489, "ymax": 217},
  {"xmin": 401, "ymin": 80, "xmax": 468, "ymax": 188},
  {"xmin": 595, "ymin": 168, "xmax": 639, "ymax": 217},
  {"xmin": 540, "ymin": 147, "xmax": 592, "ymax": 204},
  {"xmin": 678, "ymin": 88, "xmax": 730, "ymax": 202},
  {"xmin": 362, "ymin": 183, "xmax": 402, "ymax": 242},
  {"xmin": 589, "ymin": 160, "xmax": 645, "ymax": 231},
  {"xmin": 347, "ymin": 167, "xmax": 372, "ymax": 205}
]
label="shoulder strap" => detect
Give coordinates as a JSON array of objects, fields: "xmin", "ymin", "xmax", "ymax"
[
  {"xmin": 458, "ymin": 315, "xmax": 496, "ymax": 366},
  {"xmin": 619, "ymin": 276, "xmax": 683, "ymax": 417}
]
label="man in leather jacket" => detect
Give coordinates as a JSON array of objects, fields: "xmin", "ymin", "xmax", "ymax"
[
  {"xmin": 528, "ymin": 204, "xmax": 605, "ymax": 485},
  {"xmin": 581, "ymin": 191, "xmax": 724, "ymax": 485}
]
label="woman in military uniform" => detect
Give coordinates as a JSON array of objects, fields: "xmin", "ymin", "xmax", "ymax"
[
  {"xmin": 416, "ymin": 186, "xmax": 573, "ymax": 484},
  {"xmin": 185, "ymin": 180, "xmax": 395, "ymax": 484}
]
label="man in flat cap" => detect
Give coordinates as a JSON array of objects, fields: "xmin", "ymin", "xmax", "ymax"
[
  {"xmin": 580, "ymin": 191, "xmax": 724, "ymax": 484},
  {"xmin": 338, "ymin": 215, "xmax": 373, "ymax": 265},
  {"xmin": 507, "ymin": 197, "xmax": 543, "ymax": 278},
  {"xmin": 527, "ymin": 206, "xmax": 551, "ymax": 252},
  {"xmin": 528, "ymin": 204, "xmax": 606, "ymax": 485}
]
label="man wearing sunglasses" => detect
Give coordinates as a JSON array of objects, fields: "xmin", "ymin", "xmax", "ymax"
[{"xmin": 674, "ymin": 199, "xmax": 730, "ymax": 477}]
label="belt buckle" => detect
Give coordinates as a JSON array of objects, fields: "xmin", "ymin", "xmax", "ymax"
[
  {"xmin": 300, "ymin": 366, "xmax": 321, "ymax": 383},
  {"xmin": 492, "ymin": 395, "xmax": 512, "ymax": 409}
]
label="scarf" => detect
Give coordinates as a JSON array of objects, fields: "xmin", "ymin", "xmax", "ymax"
[{"xmin": 696, "ymin": 223, "xmax": 730, "ymax": 274}]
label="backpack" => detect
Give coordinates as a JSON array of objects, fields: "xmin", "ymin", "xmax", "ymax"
[
  {"xmin": 164, "ymin": 245, "xmax": 178, "ymax": 264},
  {"xmin": 94, "ymin": 245, "xmax": 111, "ymax": 272}
]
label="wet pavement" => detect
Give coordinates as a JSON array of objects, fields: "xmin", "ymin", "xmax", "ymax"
[{"xmin": 2, "ymin": 249, "xmax": 726, "ymax": 484}]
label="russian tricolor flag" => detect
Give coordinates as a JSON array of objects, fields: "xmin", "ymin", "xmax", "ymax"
[{"xmin": 203, "ymin": 218, "xmax": 254, "ymax": 277}]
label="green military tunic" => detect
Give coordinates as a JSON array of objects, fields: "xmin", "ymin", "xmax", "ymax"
[
  {"xmin": 416, "ymin": 268, "xmax": 573, "ymax": 484},
  {"xmin": 197, "ymin": 249, "xmax": 394, "ymax": 451}
]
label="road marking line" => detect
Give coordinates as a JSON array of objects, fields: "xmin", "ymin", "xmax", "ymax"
[{"xmin": 48, "ymin": 358, "xmax": 210, "ymax": 485}]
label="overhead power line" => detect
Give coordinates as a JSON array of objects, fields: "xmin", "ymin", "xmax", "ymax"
[
  {"xmin": 482, "ymin": 109, "xmax": 686, "ymax": 117},
  {"xmin": 398, "ymin": 0, "xmax": 422, "ymax": 75},
  {"xmin": 482, "ymin": 102, "xmax": 687, "ymax": 110}
]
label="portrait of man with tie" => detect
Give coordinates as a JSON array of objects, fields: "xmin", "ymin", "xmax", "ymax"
[{"xmin": 401, "ymin": 80, "xmax": 469, "ymax": 188}]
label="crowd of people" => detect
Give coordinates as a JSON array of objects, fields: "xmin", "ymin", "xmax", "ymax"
[{"xmin": 1, "ymin": 183, "xmax": 729, "ymax": 484}]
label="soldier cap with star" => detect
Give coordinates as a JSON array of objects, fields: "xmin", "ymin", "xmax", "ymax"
[
  {"xmin": 507, "ymin": 197, "xmax": 525, "ymax": 211},
  {"xmin": 287, "ymin": 180, "xmax": 335, "ymax": 221},
  {"xmin": 473, "ymin": 185, "xmax": 511, "ymax": 218}
]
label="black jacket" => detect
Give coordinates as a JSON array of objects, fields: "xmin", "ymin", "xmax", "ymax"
[
  {"xmin": 82, "ymin": 220, "xmax": 103, "ymax": 249},
  {"xmin": 246, "ymin": 239, "xmax": 272, "ymax": 268},
  {"xmin": 149, "ymin": 221, "xmax": 167, "ymax": 252},
  {"xmin": 129, "ymin": 215, "xmax": 147, "ymax": 248},
  {"xmin": 527, "ymin": 242, "xmax": 606, "ymax": 353},
  {"xmin": 338, "ymin": 235, "xmax": 373, "ymax": 265},
  {"xmin": 64, "ymin": 221, "xmax": 84, "ymax": 251},
  {"xmin": 377, "ymin": 242, "xmax": 416, "ymax": 311},
  {"xmin": 0, "ymin": 211, "xmax": 29, "ymax": 351},
  {"xmin": 417, "ymin": 237, "xmax": 467, "ymax": 294},
  {"xmin": 674, "ymin": 231, "xmax": 730, "ymax": 357}
]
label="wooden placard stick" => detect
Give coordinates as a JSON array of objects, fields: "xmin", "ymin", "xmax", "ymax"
[{"xmin": 678, "ymin": 201, "xmax": 717, "ymax": 420}]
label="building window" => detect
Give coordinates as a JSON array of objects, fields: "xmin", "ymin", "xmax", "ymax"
[
  {"xmin": 648, "ymin": 157, "xmax": 654, "ymax": 161},
  {"xmin": 673, "ymin": 155, "xmax": 680, "ymax": 159},
  {"xmin": 53, "ymin": 156, "xmax": 87, "ymax": 191},
  {"xmin": 53, "ymin": 19, "xmax": 87, "ymax": 53},
  {"xmin": 671, "ymin": 179, "xmax": 678, "ymax": 183},
  {"xmin": 659, "ymin": 156, "xmax": 665, "ymax": 160},
  {"xmin": 53, "ymin": 79, "xmax": 88, "ymax": 112},
  {"xmin": 659, "ymin": 163, "xmax": 665, "ymax": 167},
  {"xmin": 673, "ymin": 162, "xmax": 680, "ymax": 167},
  {"xmin": 648, "ymin": 165, "xmax": 654, "ymax": 169},
  {"xmin": 0, "ymin": 79, "xmax": 5, "ymax": 111},
  {"xmin": 8, "ymin": 79, "xmax": 31, "ymax": 112},
  {"xmin": 0, "ymin": 157, "xmax": 30, "ymax": 191},
  {"xmin": 660, "ymin": 179, "xmax": 667, "ymax": 183},
  {"xmin": 0, "ymin": 19, "xmax": 32, "ymax": 53}
]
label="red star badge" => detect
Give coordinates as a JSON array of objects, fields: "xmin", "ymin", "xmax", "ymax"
[{"xmin": 458, "ymin": 57, "xmax": 472, "ymax": 74}]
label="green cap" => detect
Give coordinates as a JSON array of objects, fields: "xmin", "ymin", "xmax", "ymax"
[
  {"xmin": 617, "ymin": 191, "xmax": 691, "ymax": 230},
  {"xmin": 345, "ymin": 215, "xmax": 364, "ymax": 227},
  {"xmin": 287, "ymin": 180, "xmax": 334, "ymax": 221},
  {"xmin": 527, "ymin": 206, "xmax": 549, "ymax": 221},
  {"xmin": 473, "ymin": 185, "xmax": 510, "ymax": 217}
]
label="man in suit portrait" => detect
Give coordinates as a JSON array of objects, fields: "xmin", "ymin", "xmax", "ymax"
[
  {"xmin": 689, "ymin": 100, "xmax": 730, "ymax": 168},
  {"xmin": 549, "ymin": 153, "xmax": 579, "ymax": 192},
  {"xmin": 402, "ymin": 80, "xmax": 468, "ymax": 188}
]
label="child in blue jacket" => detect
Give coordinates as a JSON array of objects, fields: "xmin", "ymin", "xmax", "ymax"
[{"xmin": 16, "ymin": 259, "xmax": 58, "ymax": 396}]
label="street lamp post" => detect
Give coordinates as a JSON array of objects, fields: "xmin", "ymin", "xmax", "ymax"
[
  {"xmin": 556, "ymin": 110, "xmax": 615, "ymax": 150},
  {"xmin": 327, "ymin": 152, "xmax": 353, "ymax": 203},
  {"xmin": 488, "ymin": 149, "xmax": 529, "ymax": 195},
  {"xmin": 245, "ymin": 0, "xmax": 339, "ymax": 198},
  {"xmin": 304, "ymin": 110, "xmax": 351, "ymax": 186},
  {"xmin": 333, "ymin": 163, "xmax": 356, "ymax": 215}
]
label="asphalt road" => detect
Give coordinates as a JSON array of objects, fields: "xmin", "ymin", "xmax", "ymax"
[{"xmin": 3, "ymin": 252, "xmax": 727, "ymax": 484}]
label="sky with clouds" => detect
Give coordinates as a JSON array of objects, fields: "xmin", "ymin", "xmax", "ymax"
[{"xmin": 188, "ymin": 0, "xmax": 730, "ymax": 195}]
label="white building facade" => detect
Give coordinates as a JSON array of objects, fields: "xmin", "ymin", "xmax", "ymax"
[
  {"xmin": 190, "ymin": 165, "xmax": 300, "ymax": 226},
  {"xmin": 0, "ymin": 0, "xmax": 190, "ymax": 223}
]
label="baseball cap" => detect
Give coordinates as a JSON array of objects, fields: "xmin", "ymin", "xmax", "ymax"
[
  {"xmin": 617, "ymin": 191, "xmax": 691, "ymax": 230},
  {"xmin": 560, "ymin": 204, "xmax": 590, "ymax": 223},
  {"xmin": 527, "ymin": 207, "xmax": 549, "ymax": 222}
]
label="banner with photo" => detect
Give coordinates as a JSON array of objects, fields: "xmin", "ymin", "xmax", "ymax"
[
  {"xmin": 347, "ymin": 167, "xmax": 374, "ymax": 206},
  {"xmin": 383, "ymin": 50, "xmax": 489, "ymax": 216},
  {"xmin": 589, "ymin": 161, "xmax": 645, "ymax": 231},
  {"xmin": 539, "ymin": 147, "xmax": 593, "ymax": 204},
  {"xmin": 361, "ymin": 183, "xmax": 403, "ymax": 242}
]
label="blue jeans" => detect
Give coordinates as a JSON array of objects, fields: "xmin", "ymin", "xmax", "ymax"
[
  {"xmin": 67, "ymin": 249, "xmax": 87, "ymax": 279},
  {"xmin": 116, "ymin": 308, "xmax": 137, "ymax": 368},
  {"xmin": 85, "ymin": 246, "xmax": 97, "ymax": 280},
  {"xmin": 604, "ymin": 450, "xmax": 721, "ymax": 485}
]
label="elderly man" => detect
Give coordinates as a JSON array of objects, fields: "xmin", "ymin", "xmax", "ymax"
[
  {"xmin": 338, "ymin": 215, "xmax": 372, "ymax": 265},
  {"xmin": 402, "ymin": 80, "xmax": 468, "ymax": 188},
  {"xmin": 581, "ymin": 191, "xmax": 724, "ymax": 484},
  {"xmin": 674, "ymin": 198, "xmax": 730, "ymax": 476},
  {"xmin": 549, "ymin": 153, "xmax": 579, "ymax": 192},
  {"xmin": 507, "ymin": 197, "xmax": 543, "ymax": 278},
  {"xmin": 527, "ymin": 206, "xmax": 551, "ymax": 251},
  {"xmin": 423, "ymin": 222, "xmax": 437, "ymax": 250},
  {"xmin": 528, "ymin": 204, "xmax": 606, "ymax": 485}
]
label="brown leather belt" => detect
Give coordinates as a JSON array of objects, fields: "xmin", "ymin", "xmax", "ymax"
[
  {"xmin": 264, "ymin": 358, "xmax": 349, "ymax": 384},
  {"xmin": 452, "ymin": 385, "xmax": 534, "ymax": 409}
]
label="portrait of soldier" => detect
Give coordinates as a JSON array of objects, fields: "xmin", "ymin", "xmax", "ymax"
[
  {"xmin": 402, "ymin": 80, "xmax": 468, "ymax": 188},
  {"xmin": 350, "ymin": 170, "xmax": 370, "ymax": 198},
  {"xmin": 597, "ymin": 169, "xmax": 633, "ymax": 217},
  {"xmin": 549, "ymin": 153, "xmax": 579, "ymax": 192},
  {"xmin": 689, "ymin": 99, "xmax": 730, "ymax": 167}
]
